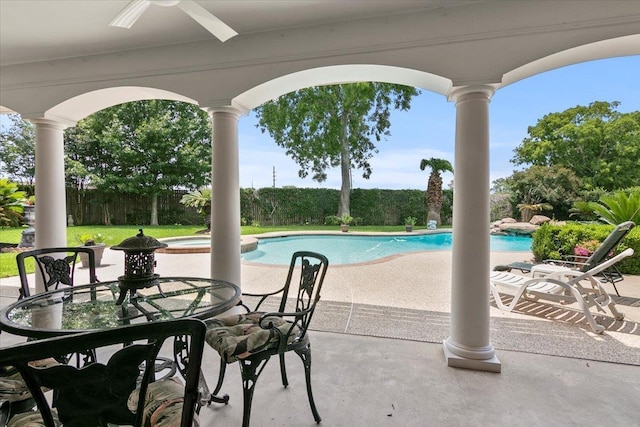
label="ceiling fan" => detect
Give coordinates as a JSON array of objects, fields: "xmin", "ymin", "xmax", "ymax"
[{"xmin": 109, "ymin": 0, "xmax": 238, "ymax": 42}]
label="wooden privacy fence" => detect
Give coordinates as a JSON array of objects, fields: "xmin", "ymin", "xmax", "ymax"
[
  {"xmin": 64, "ymin": 187, "xmax": 448, "ymax": 226},
  {"xmin": 66, "ymin": 189, "xmax": 201, "ymax": 226}
]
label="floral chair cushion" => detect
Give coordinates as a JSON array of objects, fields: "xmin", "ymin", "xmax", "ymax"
[
  {"xmin": 204, "ymin": 312, "xmax": 302, "ymax": 364},
  {"xmin": 7, "ymin": 409, "xmax": 62, "ymax": 427},
  {"xmin": 128, "ymin": 376, "xmax": 199, "ymax": 427},
  {"xmin": 0, "ymin": 359, "xmax": 59, "ymax": 404}
]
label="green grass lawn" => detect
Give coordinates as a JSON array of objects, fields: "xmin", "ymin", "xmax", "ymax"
[{"xmin": 0, "ymin": 224, "xmax": 419, "ymax": 278}]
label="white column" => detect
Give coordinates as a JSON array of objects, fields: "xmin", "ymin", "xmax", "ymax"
[
  {"xmin": 443, "ymin": 86, "xmax": 501, "ymax": 373},
  {"xmin": 28, "ymin": 119, "xmax": 70, "ymax": 295},
  {"xmin": 31, "ymin": 119, "xmax": 69, "ymax": 250},
  {"xmin": 207, "ymin": 107, "xmax": 243, "ymax": 287}
]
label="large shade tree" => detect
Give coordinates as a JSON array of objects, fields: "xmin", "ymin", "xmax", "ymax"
[
  {"xmin": 66, "ymin": 100, "xmax": 212, "ymax": 225},
  {"xmin": 512, "ymin": 101, "xmax": 640, "ymax": 191},
  {"xmin": 419, "ymin": 157, "xmax": 453, "ymax": 226},
  {"xmin": 255, "ymin": 82, "xmax": 419, "ymax": 216}
]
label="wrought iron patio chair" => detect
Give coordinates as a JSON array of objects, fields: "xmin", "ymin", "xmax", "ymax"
[
  {"xmin": 0, "ymin": 318, "xmax": 206, "ymax": 427},
  {"xmin": 1, "ymin": 247, "xmax": 102, "ymax": 417},
  {"xmin": 204, "ymin": 251, "xmax": 329, "ymax": 427},
  {"xmin": 16, "ymin": 247, "xmax": 99, "ymax": 299}
]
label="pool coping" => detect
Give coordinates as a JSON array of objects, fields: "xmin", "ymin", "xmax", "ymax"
[{"xmin": 157, "ymin": 235, "xmax": 259, "ymax": 254}]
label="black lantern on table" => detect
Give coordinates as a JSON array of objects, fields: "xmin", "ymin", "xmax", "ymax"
[{"xmin": 110, "ymin": 229, "xmax": 168, "ymax": 304}]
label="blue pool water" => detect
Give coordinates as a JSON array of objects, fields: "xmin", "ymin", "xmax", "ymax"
[{"xmin": 241, "ymin": 233, "xmax": 532, "ymax": 265}]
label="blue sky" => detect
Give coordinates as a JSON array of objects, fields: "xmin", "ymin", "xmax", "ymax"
[{"xmin": 238, "ymin": 55, "xmax": 640, "ymax": 190}]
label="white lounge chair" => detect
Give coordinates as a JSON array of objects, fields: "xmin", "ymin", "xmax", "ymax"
[{"xmin": 490, "ymin": 248, "xmax": 634, "ymax": 334}]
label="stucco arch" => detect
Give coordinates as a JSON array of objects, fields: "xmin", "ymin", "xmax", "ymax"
[
  {"xmin": 500, "ymin": 34, "xmax": 640, "ymax": 90},
  {"xmin": 44, "ymin": 87, "xmax": 198, "ymax": 125},
  {"xmin": 232, "ymin": 64, "xmax": 452, "ymax": 112}
]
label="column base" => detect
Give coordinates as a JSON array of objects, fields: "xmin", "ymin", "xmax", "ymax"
[{"xmin": 443, "ymin": 339, "xmax": 501, "ymax": 373}]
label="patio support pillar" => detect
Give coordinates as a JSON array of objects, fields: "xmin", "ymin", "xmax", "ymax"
[
  {"xmin": 31, "ymin": 119, "xmax": 69, "ymax": 249},
  {"xmin": 207, "ymin": 107, "xmax": 244, "ymax": 287},
  {"xmin": 30, "ymin": 118, "xmax": 71, "ymax": 293},
  {"xmin": 443, "ymin": 85, "xmax": 501, "ymax": 373}
]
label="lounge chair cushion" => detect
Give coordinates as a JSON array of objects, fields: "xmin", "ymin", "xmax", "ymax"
[
  {"xmin": 205, "ymin": 312, "xmax": 302, "ymax": 363},
  {"xmin": 127, "ymin": 376, "xmax": 199, "ymax": 427}
]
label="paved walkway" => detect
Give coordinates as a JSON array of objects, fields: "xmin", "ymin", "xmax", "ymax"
[{"xmin": 1, "ymin": 247, "xmax": 639, "ymax": 425}]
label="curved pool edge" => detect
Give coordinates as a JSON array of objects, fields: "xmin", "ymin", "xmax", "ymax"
[
  {"xmin": 243, "ymin": 229, "xmax": 451, "ymax": 239},
  {"xmin": 157, "ymin": 235, "xmax": 258, "ymax": 254},
  {"xmin": 155, "ymin": 229, "xmax": 451, "ymax": 254}
]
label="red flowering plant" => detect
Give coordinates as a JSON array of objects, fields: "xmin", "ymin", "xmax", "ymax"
[{"xmin": 573, "ymin": 239, "xmax": 601, "ymax": 257}]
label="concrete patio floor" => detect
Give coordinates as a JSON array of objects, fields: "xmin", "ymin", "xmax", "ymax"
[{"xmin": 1, "ymin": 245, "xmax": 639, "ymax": 426}]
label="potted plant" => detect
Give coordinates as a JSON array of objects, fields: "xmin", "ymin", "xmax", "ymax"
[
  {"xmin": 405, "ymin": 216, "xmax": 417, "ymax": 232},
  {"xmin": 340, "ymin": 214, "xmax": 353, "ymax": 232},
  {"xmin": 76, "ymin": 233, "xmax": 109, "ymax": 267}
]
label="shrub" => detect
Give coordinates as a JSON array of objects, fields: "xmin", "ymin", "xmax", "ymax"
[
  {"xmin": 531, "ymin": 222, "xmax": 640, "ymax": 274},
  {"xmin": 324, "ymin": 215, "xmax": 341, "ymax": 226}
]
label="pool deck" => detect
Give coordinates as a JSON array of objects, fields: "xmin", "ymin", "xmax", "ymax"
[{"xmin": 1, "ymin": 244, "xmax": 639, "ymax": 426}]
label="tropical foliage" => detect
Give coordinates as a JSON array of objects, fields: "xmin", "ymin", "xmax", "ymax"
[
  {"xmin": 0, "ymin": 178, "xmax": 25, "ymax": 227},
  {"xmin": 180, "ymin": 186, "xmax": 212, "ymax": 229},
  {"xmin": 585, "ymin": 188, "xmax": 640, "ymax": 225},
  {"xmin": 255, "ymin": 83, "xmax": 420, "ymax": 217},
  {"xmin": 568, "ymin": 200, "xmax": 598, "ymax": 221},
  {"xmin": 516, "ymin": 202, "xmax": 552, "ymax": 223},
  {"xmin": 419, "ymin": 158, "xmax": 453, "ymax": 226}
]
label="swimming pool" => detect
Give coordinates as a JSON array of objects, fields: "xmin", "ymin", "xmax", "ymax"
[{"xmin": 241, "ymin": 233, "xmax": 532, "ymax": 265}]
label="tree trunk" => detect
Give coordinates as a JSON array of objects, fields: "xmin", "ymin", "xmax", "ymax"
[
  {"xmin": 426, "ymin": 173, "xmax": 443, "ymax": 225},
  {"xmin": 338, "ymin": 114, "xmax": 351, "ymax": 217},
  {"xmin": 427, "ymin": 209, "xmax": 442, "ymax": 225},
  {"xmin": 102, "ymin": 203, "xmax": 111, "ymax": 226},
  {"xmin": 150, "ymin": 193, "xmax": 159, "ymax": 226}
]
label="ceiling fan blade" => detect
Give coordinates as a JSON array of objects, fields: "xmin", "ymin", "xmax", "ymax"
[
  {"xmin": 177, "ymin": 0, "xmax": 238, "ymax": 42},
  {"xmin": 109, "ymin": 0, "xmax": 152, "ymax": 29}
]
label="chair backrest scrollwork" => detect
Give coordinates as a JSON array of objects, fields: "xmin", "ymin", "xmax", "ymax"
[
  {"xmin": 279, "ymin": 251, "xmax": 329, "ymax": 339},
  {"xmin": 16, "ymin": 247, "xmax": 99, "ymax": 299}
]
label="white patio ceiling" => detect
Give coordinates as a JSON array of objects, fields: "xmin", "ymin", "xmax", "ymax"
[{"xmin": 1, "ymin": 0, "xmax": 639, "ymax": 121}]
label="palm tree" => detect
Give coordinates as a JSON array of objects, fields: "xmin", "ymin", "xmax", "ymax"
[
  {"xmin": 0, "ymin": 178, "xmax": 26, "ymax": 227},
  {"xmin": 419, "ymin": 158, "xmax": 453, "ymax": 226},
  {"xmin": 590, "ymin": 189, "xmax": 640, "ymax": 225},
  {"xmin": 516, "ymin": 202, "xmax": 552, "ymax": 223}
]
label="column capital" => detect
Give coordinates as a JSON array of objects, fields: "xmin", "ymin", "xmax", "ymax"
[
  {"xmin": 448, "ymin": 85, "xmax": 496, "ymax": 103},
  {"xmin": 203, "ymin": 105, "xmax": 248, "ymax": 118},
  {"xmin": 28, "ymin": 118, "xmax": 74, "ymax": 131}
]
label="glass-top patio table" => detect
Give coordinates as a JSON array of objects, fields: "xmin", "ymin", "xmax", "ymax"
[
  {"xmin": 0, "ymin": 276, "xmax": 241, "ymax": 406},
  {"xmin": 0, "ymin": 277, "xmax": 241, "ymax": 339}
]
